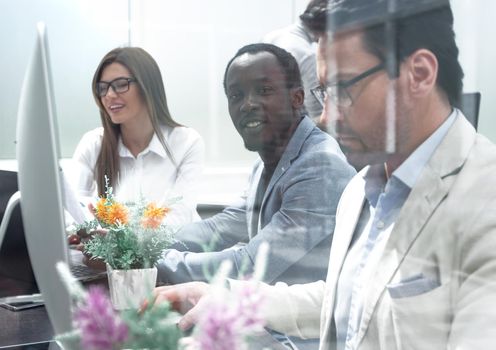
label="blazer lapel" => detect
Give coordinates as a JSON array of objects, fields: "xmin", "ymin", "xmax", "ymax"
[
  {"xmin": 355, "ymin": 114, "xmax": 476, "ymax": 345},
  {"xmin": 258, "ymin": 117, "xmax": 314, "ymax": 225},
  {"xmin": 320, "ymin": 172, "xmax": 367, "ymax": 346},
  {"xmin": 246, "ymin": 162, "xmax": 264, "ymax": 239},
  {"xmin": 355, "ymin": 171, "xmax": 449, "ymax": 343}
]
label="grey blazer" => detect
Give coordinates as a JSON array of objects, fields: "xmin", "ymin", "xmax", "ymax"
[{"xmin": 158, "ymin": 116, "xmax": 355, "ymax": 285}]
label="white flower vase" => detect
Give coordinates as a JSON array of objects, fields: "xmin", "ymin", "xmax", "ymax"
[{"xmin": 107, "ymin": 264, "xmax": 158, "ymax": 310}]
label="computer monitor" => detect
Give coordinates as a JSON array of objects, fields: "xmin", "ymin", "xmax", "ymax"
[
  {"xmin": 16, "ymin": 22, "xmax": 73, "ymax": 340},
  {"xmin": 0, "ymin": 171, "xmax": 40, "ymax": 302}
]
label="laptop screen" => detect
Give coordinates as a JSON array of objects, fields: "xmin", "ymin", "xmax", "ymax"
[{"xmin": 0, "ymin": 170, "xmax": 39, "ymax": 298}]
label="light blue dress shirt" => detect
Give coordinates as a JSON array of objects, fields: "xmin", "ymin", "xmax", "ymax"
[{"xmin": 334, "ymin": 109, "xmax": 459, "ymax": 350}]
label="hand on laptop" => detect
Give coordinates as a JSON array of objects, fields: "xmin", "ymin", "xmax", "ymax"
[
  {"xmin": 75, "ymin": 228, "xmax": 108, "ymax": 271},
  {"xmin": 149, "ymin": 282, "xmax": 212, "ymax": 331},
  {"xmin": 82, "ymin": 252, "xmax": 106, "ymax": 271}
]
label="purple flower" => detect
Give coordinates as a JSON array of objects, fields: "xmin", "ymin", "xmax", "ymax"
[
  {"xmin": 74, "ymin": 286, "xmax": 128, "ymax": 350},
  {"xmin": 197, "ymin": 303, "xmax": 243, "ymax": 350},
  {"xmin": 235, "ymin": 282, "xmax": 265, "ymax": 331},
  {"xmin": 195, "ymin": 283, "xmax": 265, "ymax": 350}
]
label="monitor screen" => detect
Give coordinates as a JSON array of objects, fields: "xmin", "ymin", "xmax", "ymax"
[{"xmin": 16, "ymin": 22, "xmax": 72, "ymax": 336}]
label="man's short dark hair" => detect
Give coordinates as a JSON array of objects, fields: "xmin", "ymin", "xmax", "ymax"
[
  {"xmin": 300, "ymin": 0, "xmax": 329, "ymax": 34},
  {"xmin": 223, "ymin": 43, "xmax": 303, "ymax": 94},
  {"xmin": 361, "ymin": 5, "xmax": 464, "ymax": 108},
  {"xmin": 318, "ymin": 0, "xmax": 464, "ymax": 108}
]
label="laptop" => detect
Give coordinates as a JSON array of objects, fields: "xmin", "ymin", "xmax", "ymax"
[{"xmin": 0, "ymin": 170, "xmax": 105, "ymax": 311}]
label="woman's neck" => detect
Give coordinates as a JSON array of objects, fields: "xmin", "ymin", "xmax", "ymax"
[{"xmin": 120, "ymin": 118, "xmax": 155, "ymax": 157}]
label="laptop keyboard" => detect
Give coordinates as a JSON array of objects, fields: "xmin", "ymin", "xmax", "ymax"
[{"xmin": 70, "ymin": 264, "xmax": 106, "ymax": 282}]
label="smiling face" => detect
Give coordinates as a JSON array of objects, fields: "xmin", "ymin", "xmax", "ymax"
[
  {"xmin": 225, "ymin": 52, "xmax": 303, "ymax": 157},
  {"xmin": 98, "ymin": 62, "xmax": 149, "ymax": 127}
]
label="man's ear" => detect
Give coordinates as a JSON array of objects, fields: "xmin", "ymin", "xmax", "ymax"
[
  {"xmin": 291, "ymin": 87, "xmax": 305, "ymax": 109},
  {"xmin": 404, "ymin": 49, "xmax": 438, "ymax": 98}
]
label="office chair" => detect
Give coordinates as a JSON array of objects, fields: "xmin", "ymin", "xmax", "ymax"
[{"xmin": 460, "ymin": 92, "xmax": 481, "ymax": 130}]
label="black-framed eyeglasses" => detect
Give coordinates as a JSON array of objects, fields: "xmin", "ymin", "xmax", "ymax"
[
  {"xmin": 96, "ymin": 77, "xmax": 136, "ymax": 97},
  {"xmin": 311, "ymin": 62, "xmax": 386, "ymax": 108}
]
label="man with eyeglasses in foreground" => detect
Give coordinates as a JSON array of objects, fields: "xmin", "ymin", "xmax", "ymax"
[{"xmin": 153, "ymin": 0, "xmax": 496, "ymax": 349}]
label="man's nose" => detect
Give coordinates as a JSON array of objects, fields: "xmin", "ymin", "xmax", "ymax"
[
  {"xmin": 318, "ymin": 107, "xmax": 329, "ymax": 129},
  {"xmin": 240, "ymin": 92, "xmax": 258, "ymax": 113},
  {"xmin": 320, "ymin": 96, "xmax": 344, "ymax": 124},
  {"xmin": 327, "ymin": 99, "xmax": 346, "ymax": 123}
]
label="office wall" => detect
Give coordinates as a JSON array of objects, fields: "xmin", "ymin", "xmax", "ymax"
[
  {"xmin": 452, "ymin": 0, "xmax": 496, "ymax": 140},
  {"xmin": 0, "ymin": 0, "xmax": 129, "ymax": 160},
  {"xmin": 1, "ymin": 0, "xmax": 495, "ymax": 165},
  {"xmin": 0, "ymin": 0, "xmax": 307, "ymax": 167},
  {"xmin": 128, "ymin": 0, "xmax": 309, "ymax": 166}
]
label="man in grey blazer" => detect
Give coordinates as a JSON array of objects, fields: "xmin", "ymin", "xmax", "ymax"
[
  {"xmin": 154, "ymin": 1, "xmax": 496, "ymax": 349},
  {"xmin": 157, "ymin": 44, "xmax": 355, "ymax": 288}
]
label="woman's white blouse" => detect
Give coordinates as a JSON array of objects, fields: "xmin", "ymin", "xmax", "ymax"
[{"xmin": 71, "ymin": 125, "xmax": 205, "ymax": 228}]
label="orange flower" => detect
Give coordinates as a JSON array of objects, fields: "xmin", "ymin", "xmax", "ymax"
[
  {"xmin": 106, "ymin": 202, "xmax": 129, "ymax": 225},
  {"xmin": 94, "ymin": 198, "xmax": 128, "ymax": 226},
  {"xmin": 141, "ymin": 203, "xmax": 170, "ymax": 229},
  {"xmin": 94, "ymin": 198, "xmax": 109, "ymax": 223}
]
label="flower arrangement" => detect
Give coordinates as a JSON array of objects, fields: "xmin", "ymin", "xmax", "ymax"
[
  {"xmin": 79, "ymin": 179, "xmax": 177, "ymax": 270},
  {"xmin": 55, "ymin": 263, "xmax": 182, "ymax": 350},
  {"xmin": 55, "ymin": 244, "xmax": 270, "ymax": 350}
]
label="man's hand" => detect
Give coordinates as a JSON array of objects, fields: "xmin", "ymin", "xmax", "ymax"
[
  {"xmin": 81, "ymin": 253, "xmax": 106, "ymax": 271},
  {"xmin": 75, "ymin": 228, "xmax": 108, "ymax": 271},
  {"xmin": 152, "ymin": 282, "xmax": 212, "ymax": 331}
]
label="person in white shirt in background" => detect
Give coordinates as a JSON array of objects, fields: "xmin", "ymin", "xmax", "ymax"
[
  {"xmin": 72, "ymin": 47, "xmax": 204, "ymax": 228},
  {"xmin": 263, "ymin": 0, "xmax": 328, "ymax": 126}
]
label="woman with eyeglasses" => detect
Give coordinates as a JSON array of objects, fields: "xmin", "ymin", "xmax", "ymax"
[{"xmin": 72, "ymin": 47, "xmax": 204, "ymax": 227}]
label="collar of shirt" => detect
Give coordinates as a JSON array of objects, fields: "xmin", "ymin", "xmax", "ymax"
[
  {"xmin": 363, "ymin": 164, "xmax": 387, "ymax": 208},
  {"xmin": 363, "ymin": 108, "xmax": 459, "ymax": 207},
  {"xmin": 393, "ymin": 108, "xmax": 459, "ymax": 188},
  {"xmin": 363, "ymin": 165, "xmax": 410, "ymax": 228},
  {"xmin": 117, "ymin": 128, "xmax": 168, "ymax": 159}
]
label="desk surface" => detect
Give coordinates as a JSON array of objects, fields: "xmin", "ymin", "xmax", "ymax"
[
  {"xmin": 0, "ymin": 305, "xmax": 287, "ymax": 350},
  {"xmin": 1, "ymin": 252, "xmax": 286, "ymax": 349},
  {"xmin": 0, "ymin": 305, "xmax": 52, "ymax": 348}
]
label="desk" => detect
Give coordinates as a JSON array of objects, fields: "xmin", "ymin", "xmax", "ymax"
[
  {"xmin": 0, "ymin": 305, "xmax": 287, "ymax": 350},
  {"xmin": 0, "ymin": 305, "xmax": 52, "ymax": 349},
  {"xmin": 1, "ymin": 252, "xmax": 287, "ymax": 349}
]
